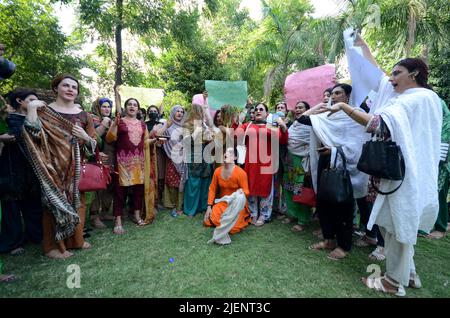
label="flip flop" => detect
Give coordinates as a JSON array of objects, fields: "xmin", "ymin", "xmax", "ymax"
[
  {"xmin": 309, "ymin": 241, "xmax": 334, "ymax": 251},
  {"xmin": 327, "ymin": 248, "xmax": 347, "ymax": 261},
  {"xmin": 291, "ymin": 224, "xmax": 305, "ymax": 232},
  {"xmin": 0, "ymin": 274, "xmax": 17, "ymax": 283}
]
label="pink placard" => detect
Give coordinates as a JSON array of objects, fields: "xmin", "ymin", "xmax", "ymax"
[
  {"xmin": 284, "ymin": 64, "xmax": 336, "ymax": 110},
  {"xmin": 192, "ymin": 94, "xmax": 205, "ymax": 105},
  {"xmin": 192, "ymin": 94, "xmax": 216, "ymax": 120}
]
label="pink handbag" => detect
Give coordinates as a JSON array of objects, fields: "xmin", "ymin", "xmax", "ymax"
[{"xmin": 78, "ymin": 150, "xmax": 111, "ymax": 192}]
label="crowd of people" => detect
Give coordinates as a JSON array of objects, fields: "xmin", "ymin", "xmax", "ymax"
[{"xmin": 0, "ymin": 34, "xmax": 449, "ymax": 297}]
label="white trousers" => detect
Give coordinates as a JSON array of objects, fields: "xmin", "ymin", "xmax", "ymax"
[{"xmin": 380, "ymin": 227, "xmax": 416, "ymax": 286}]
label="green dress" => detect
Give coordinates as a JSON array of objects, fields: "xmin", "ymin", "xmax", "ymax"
[
  {"xmin": 0, "ymin": 115, "xmax": 6, "ymax": 274},
  {"xmin": 283, "ymin": 151, "xmax": 311, "ymax": 225},
  {"xmin": 435, "ymin": 100, "xmax": 450, "ymax": 232}
]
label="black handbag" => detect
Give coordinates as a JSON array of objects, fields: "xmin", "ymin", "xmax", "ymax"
[
  {"xmin": 357, "ymin": 120, "xmax": 405, "ymax": 195},
  {"xmin": 317, "ymin": 147, "xmax": 353, "ymax": 204}
]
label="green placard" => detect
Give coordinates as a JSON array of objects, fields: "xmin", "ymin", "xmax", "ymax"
[{"xmin": 205, "ymin": 80, "xmax": 247, "ymax": 110}]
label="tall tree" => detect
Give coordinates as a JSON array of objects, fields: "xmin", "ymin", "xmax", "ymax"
[
  {"xmin": 242, "ymin": 0, "xmax": 318, "ymax": 104},
  {"xmin": 0, "ymin": 0, "xmax": 84, "ymax": 95},
  {"xmin": 56, "ymin": 0, "xmax": 172, "ymax": 110}
]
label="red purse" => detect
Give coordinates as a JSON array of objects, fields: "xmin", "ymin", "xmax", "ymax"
[
  {"xmin": 78, "ymin": 150, "xmax": 112, "ymax": 192},
  {"xmin": 292, "ymin": 186, "xmax": 316, "ymax": 207}
]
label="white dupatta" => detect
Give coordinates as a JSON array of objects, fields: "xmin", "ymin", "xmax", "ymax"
[
  {"xmin": 309, "ymin": 110, "xmax": 371, "ymax": 199},
  {"xmin": 368, "ymin": 77, "xmax": 442, "ymax": 244}
]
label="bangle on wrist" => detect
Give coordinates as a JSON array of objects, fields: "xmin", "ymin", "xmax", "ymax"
[{"xmin": 348, "ymin": 107, "xmax": 356, "ymax": 117}]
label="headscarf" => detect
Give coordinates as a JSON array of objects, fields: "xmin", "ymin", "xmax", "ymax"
[
  {"xmin": 163, "ymin": 105, "xmax": 188, "ymax": 191},
  {"xmin": 92, "ymin": 97, "xmax": 113, "ymax": 119}
]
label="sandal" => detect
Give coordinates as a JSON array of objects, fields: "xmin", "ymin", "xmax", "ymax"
[
  {"xmin": 136, "ymin": 219, "xmax": 147, "ymax": 226},
  {"xmin": 0, "ymin": 274, "xmax": 17, "ymax": 283},
  {"xmin": 45, "ymin": 249, "xmax": 73, "ymax": 259},
  {"xmin": 170, "ymin": 209, "xmax": 179, "ymax": 218},
  {"xmin": 428, "ymin": 231, "xmax": 445, "ymax": 239},
  {"xmin": 82, "ymin": 241, "xmax": 91, "ymax": 249},
  {"xmin": 282, "ymin": 217, "xmax": 292, "ymax": 224},
  {"xmin": 368, "ymin": 246, "xmax": 386, "ymax": 261},
  {"xmin": 408, "ymin": 274, "xmax": 422, "ymax": 289},
  {"xmin": 92, "ymin": 218, "xmax": 107, "ymax": 229},
  {"xmin": 354, "ymin": 235, "xmax": 377, "ymax": 248},
  {"xmin": 363, "ymin": 274, "xmax": 406, "ymax": 297},
  {"xmin": 291, "ymin": 224, "xmax": 305, "ymax": 232},
  {"xmin": 255, "ymin": 218, "xmax": 265, "ymax": 227},
  {"xmin": 309, "ymin": 241, "xmax": 335, "ymax": 251},
  {"xmin": 327, "ymin": 247, "xmax": 347, "ymax": 261},
  {"xmin": 113, "ymin": 225, "xmax": 126, "ymax": 235},
  {"xmin": 10, "ymin": 247, "xmax": 25, "ymax": 256}
]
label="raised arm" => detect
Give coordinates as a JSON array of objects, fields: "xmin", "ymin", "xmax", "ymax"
[
  {"xmin": 354, "ymin": 33, "xmax": 385, "ymax": 74},
  {"xmin": 105, "ymin": 113, "xmax": 120, "ymax": 143},
  {"xmin": 25, "ymin": 100, "xmax": 47, "ymax": 125}
]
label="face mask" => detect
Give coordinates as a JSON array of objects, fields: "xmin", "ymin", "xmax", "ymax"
[{"xmin": 148, "ymin": 112, "xmax": 159, "ymax": 121}]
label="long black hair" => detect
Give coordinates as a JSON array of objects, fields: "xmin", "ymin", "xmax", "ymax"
[{"xmin": 8, "ymin": 88, "xmax": 37, "ymax": 110}]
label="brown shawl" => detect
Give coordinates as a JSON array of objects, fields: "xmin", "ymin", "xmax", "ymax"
[{"xmin": 22, "ymin": 106, "xmax": 82, "ymax": 241}]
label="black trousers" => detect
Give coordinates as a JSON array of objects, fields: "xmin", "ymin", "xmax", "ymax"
[
  {"xmin": 357, "ymin": 199, "xmax": 384, "ymax": 247},
  {"xmin": 0, "ymin": 198, "xmax": 43, "ymax": 253},
  {"xmin": 317, "ymin": 200, "xmax": 354, "ymax": 251},
  {"xmin": 316, "ymin": 153, "xmax": 353, "ymax": 251}
]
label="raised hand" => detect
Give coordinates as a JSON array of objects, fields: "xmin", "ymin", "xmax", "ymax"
[
  {"xmin": 0, "ymin": 133, "xmax": 16, "ymax": 143},
  {"xmin": 327, "ymin": 102, "xmax": 346, "ymax": 116},
  {"xmin": 353, "ymin": 32, "xmax": 368, "ymax": 48},
  {"xmin": 101, "ymin": 117, "xmax": 112, "ymax": 128},
  {"xmin": 27, "ymin": 100, "xmax": 46, "ymax": 109},
  {"xmin": 304, "ymin": 102, "xmax": 328, "ymax": 116}
]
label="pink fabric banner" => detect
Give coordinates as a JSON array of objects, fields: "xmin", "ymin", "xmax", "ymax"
[{"xmin": 284, "ymin": 64, "xmax": 336, "ymax": 110}]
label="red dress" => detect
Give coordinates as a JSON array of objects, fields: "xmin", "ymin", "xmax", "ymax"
[{"xmin": 240, "ymin": 122, "xmax": 288, "ymax": 197}]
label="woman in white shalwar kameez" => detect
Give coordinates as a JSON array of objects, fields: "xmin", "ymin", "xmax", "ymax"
[{"xmin": 326, "ymin": 53, "xmax": 442, "ymax": 296}]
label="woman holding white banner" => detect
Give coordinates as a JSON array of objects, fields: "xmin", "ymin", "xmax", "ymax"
[{"xmin": 325, "ymin": 36, "xmax": 442, "ymax": 295}]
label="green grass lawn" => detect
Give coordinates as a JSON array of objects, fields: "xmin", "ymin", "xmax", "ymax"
[{"xmin": 1, "ymin": 209, "xmax": 449, "ymax": 298}]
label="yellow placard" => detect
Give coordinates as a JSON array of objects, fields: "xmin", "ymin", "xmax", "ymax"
[{"xmin": 117, "ymin": 85, "xmax": 164, "ymax": 109}]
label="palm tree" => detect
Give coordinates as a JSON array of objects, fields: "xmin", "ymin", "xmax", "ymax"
[{"xmin": 242, "ymin": 0, "xmax": 319, "ymax": 104}]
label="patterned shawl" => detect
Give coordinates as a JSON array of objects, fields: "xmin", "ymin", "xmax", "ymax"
[{"xmin": 22, "ymin": 106, "xmax": 81, "ymax": 241}]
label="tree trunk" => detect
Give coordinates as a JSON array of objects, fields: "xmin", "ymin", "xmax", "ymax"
[
  {"xmin": 114, "ymin": 0, "xmax": 123, "ymax": 114},
  {"xmin": 421, "ymin": 45, "xmax": 429, "ymax": 65}
]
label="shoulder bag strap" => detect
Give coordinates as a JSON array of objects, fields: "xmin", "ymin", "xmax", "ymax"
[
  {"xmin": 335, "ymin": 146, "xmax": 347, "ymax": 171},
  {"xmin": 371, "ymin": 157, "xmax": 405, "ymax": 195}
]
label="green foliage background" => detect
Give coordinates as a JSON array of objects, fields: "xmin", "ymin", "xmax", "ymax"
[{"xmin": 1, "ymin": 0, "xmax": 449, "ymax": 111}]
